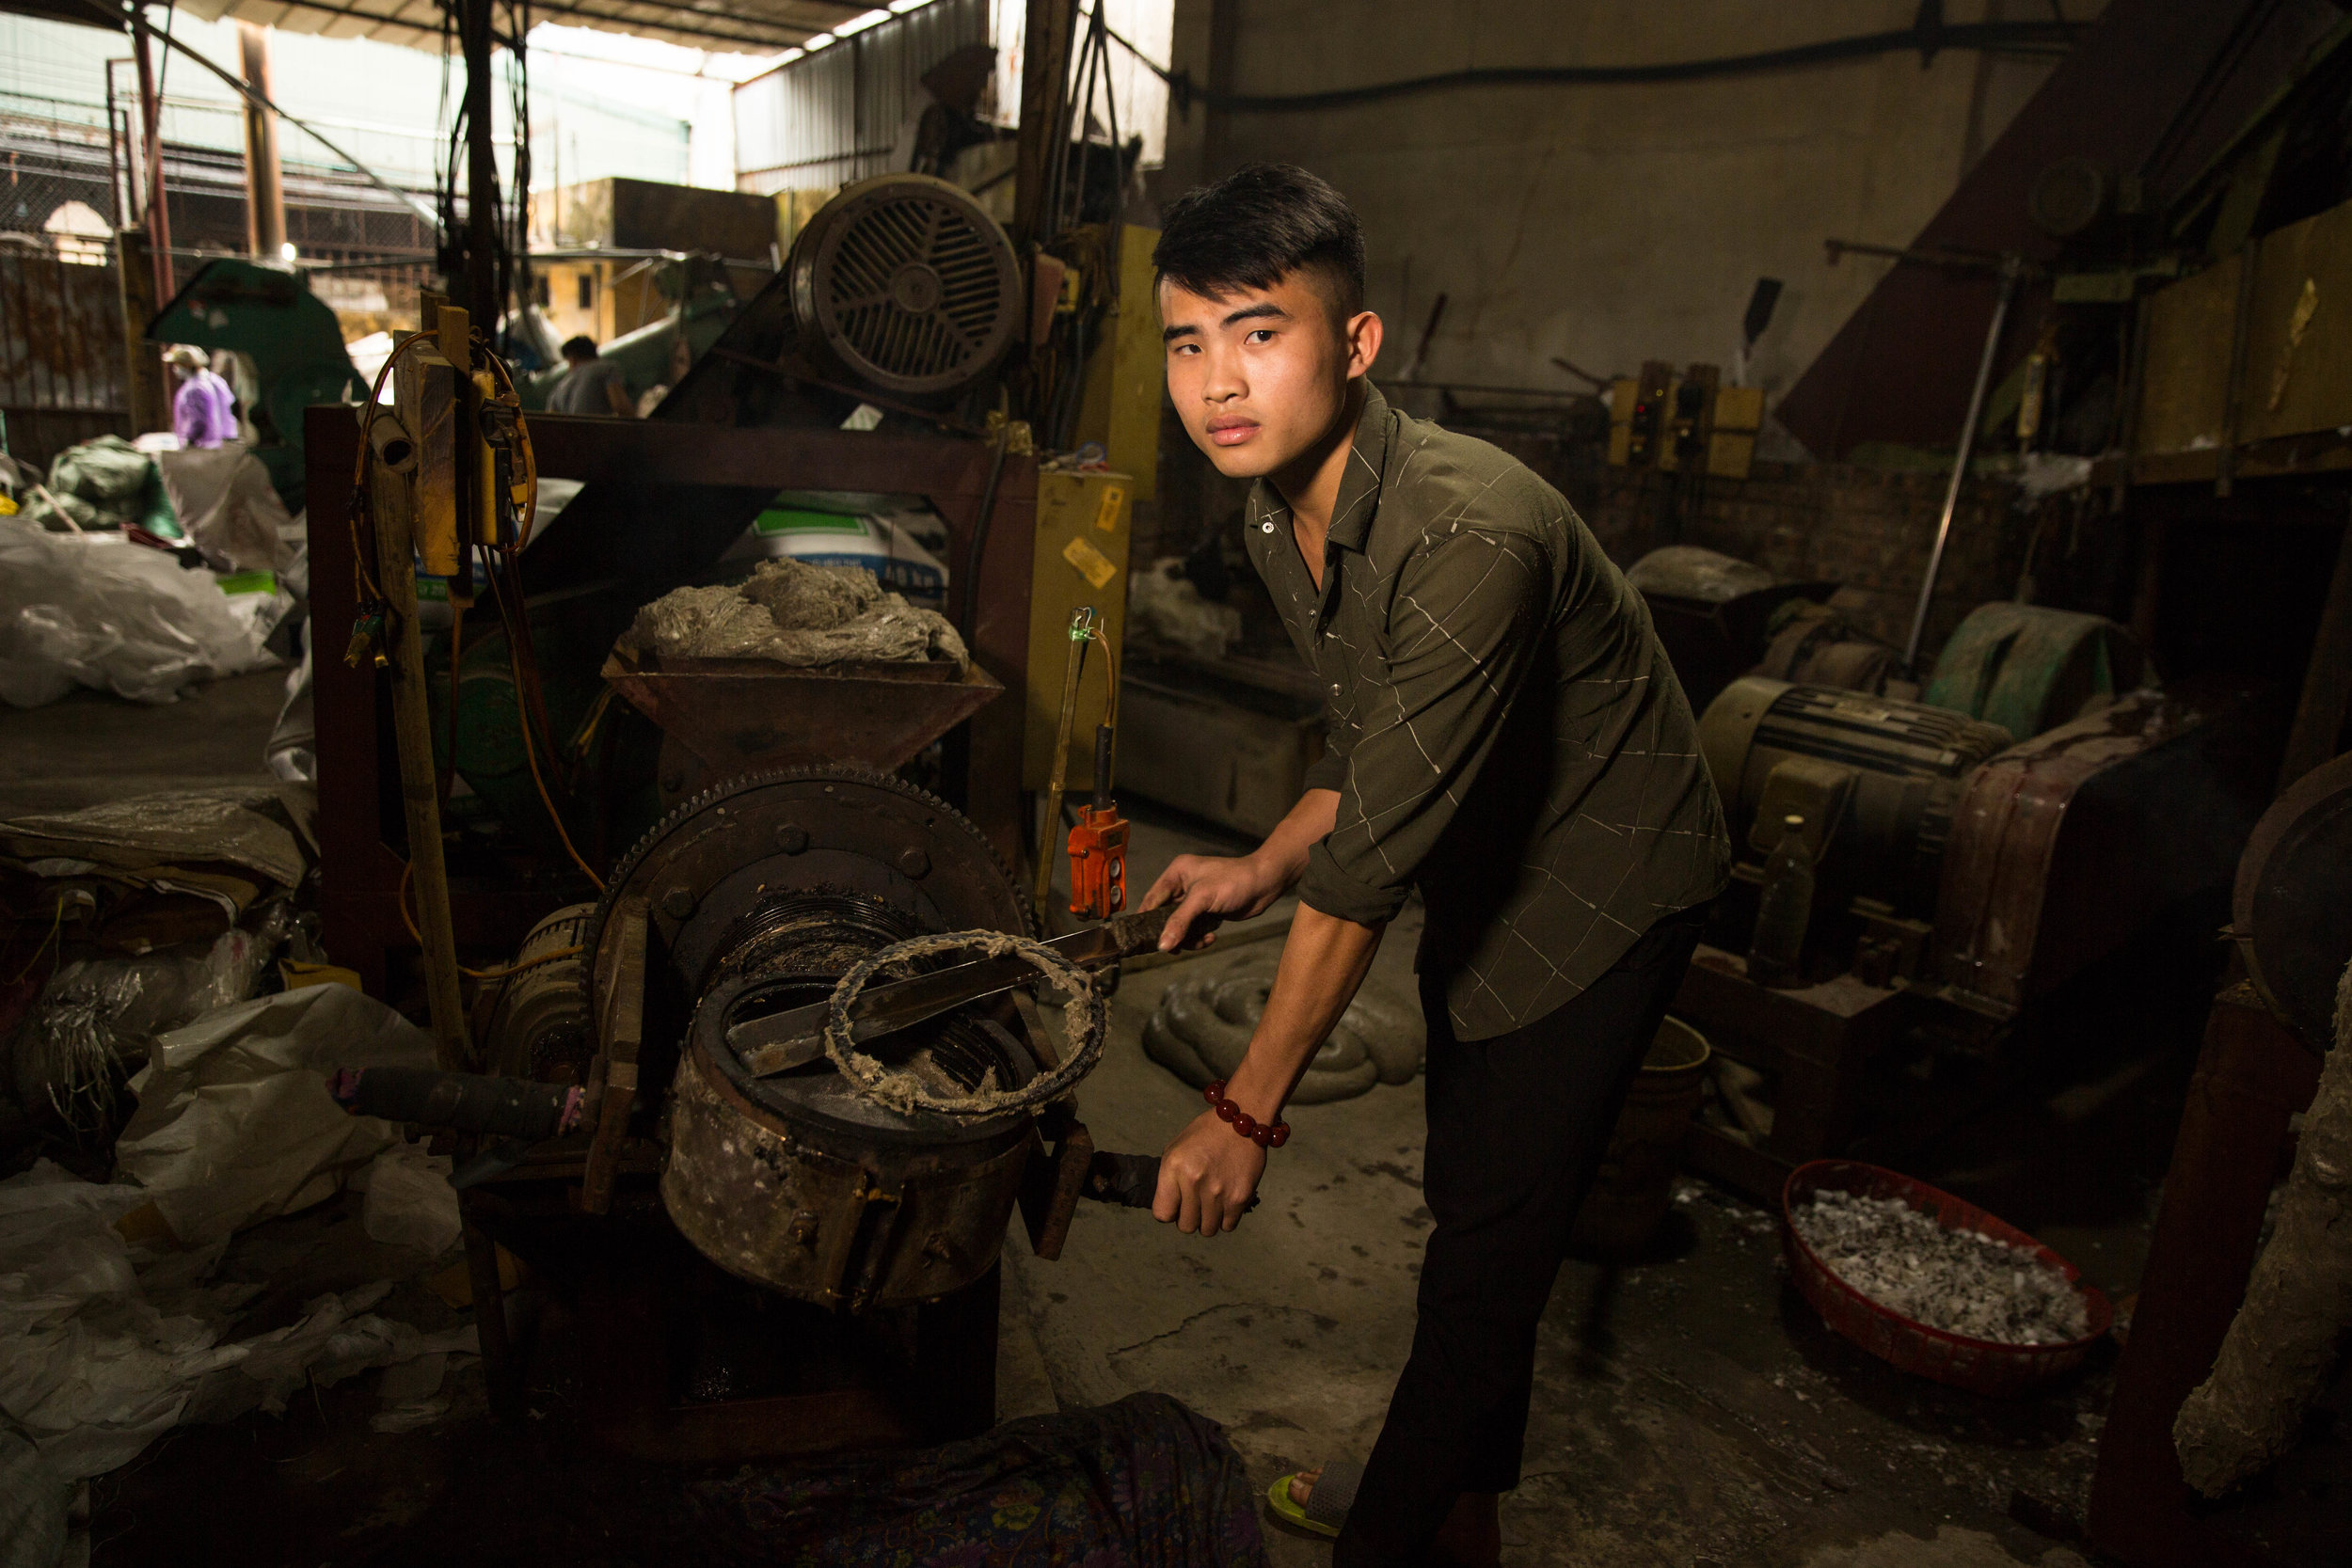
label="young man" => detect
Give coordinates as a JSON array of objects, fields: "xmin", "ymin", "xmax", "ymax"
[
  {"xmin": 547, "ymin": 336, "xmax": 634, "ymax": 418},
  {"xmin": 1142, "ymin": 164, "xmax": 1730, "ymax": 1567}
]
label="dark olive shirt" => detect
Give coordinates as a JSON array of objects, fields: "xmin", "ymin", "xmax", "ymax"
[{"xmin": 1245, "ymin": 382, "xmax": 1729, "ymax": 1041}]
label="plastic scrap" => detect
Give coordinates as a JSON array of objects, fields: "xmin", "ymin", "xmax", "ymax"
[
  {"xmin": 0, "ymin": 520, "xmax": 282, "ymax": 707},
  {"xmin": 8, "ymin": 925, "xmax": 275, "ymax": 1133},
  {"xmin": 1128, "ymin": 559, "xmax": 1243, "ymax": 661},
  {"xmin": 0, "ymin": 1420, "xmax": 72, "ymax": 1568},
  {"xmin": 0, "ymin": 1154, "xmax": 479, "ymax": 1488},
  {"xmin": 17, "ymin": 436, "xmax": 173, "ymax": 536},
  {"xmin": 0, "ymin": 789, "xmax": 306, "ymax": 892},
  {"xmin": 152, "ymin": 445, "xmax": 297, "ymax": 576},
  {"xmin": 620, "ymin": 559, "xmax": 969, "ymax": 672},
  {"xmin": 112, "ymin": 984, "xmax": 440, "ymax": 1246},
  {"xmin": 358, "ymin": 1143, "xmax": 461, "ymax": 1258}
]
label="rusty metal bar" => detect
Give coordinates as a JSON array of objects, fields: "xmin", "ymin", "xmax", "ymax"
[{"xmin": 1904, "ymin": 254, "xmax": 2020, "ymax": 672}]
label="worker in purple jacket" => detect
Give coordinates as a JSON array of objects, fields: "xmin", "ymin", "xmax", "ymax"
[{"xmin": 166, "ymin": 345, "xmax": 238, "ymax": 448}]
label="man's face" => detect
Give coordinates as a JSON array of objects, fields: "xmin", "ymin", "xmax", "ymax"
[{"xmin": 1160, "ymin": 272, "xmax": 1381, "ymax": 481}]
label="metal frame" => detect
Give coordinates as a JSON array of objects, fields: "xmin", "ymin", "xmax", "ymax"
[{"xmin": 306, "ymin": 404, "xmax": 1039, "ymax": 998}]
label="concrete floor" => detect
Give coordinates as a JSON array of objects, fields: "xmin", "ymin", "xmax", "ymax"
[{"xmin": 0, "ymin": 673, "xmax": 2245, "ymax": 1566}]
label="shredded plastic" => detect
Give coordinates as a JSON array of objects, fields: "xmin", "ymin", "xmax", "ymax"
[
  {"xmin": 620, "ymin": 560, "xmax": 968, "ymax": 672},
  {"xmin": 1792, "ymin": 1189, "xmax": 2090, "ymax": 1347}
]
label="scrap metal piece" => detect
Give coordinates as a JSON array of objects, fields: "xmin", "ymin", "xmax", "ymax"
[{"xmin": 731, "ymin": 905, "xmax": 1170, "ymax": 1078}]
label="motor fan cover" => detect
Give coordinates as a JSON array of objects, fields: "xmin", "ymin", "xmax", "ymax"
[{"xmin": 790, "ymin": 174, "xmax": 1023, "ymax": 399}]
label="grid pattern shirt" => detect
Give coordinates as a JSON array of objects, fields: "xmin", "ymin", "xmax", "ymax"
[{"xmin": 1245, "ymin": 382, "xmax": 1729, "ymax": 1041}]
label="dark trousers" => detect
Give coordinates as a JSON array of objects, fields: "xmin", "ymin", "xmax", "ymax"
[{"xmin": 1333, "ymin": 906, "xmax": 1708, "ymax": 1567}]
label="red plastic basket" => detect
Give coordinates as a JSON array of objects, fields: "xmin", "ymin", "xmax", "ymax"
[{"xmin": 1781, "ymin": 1160, "xmax": 2111, "ymax": 1398}]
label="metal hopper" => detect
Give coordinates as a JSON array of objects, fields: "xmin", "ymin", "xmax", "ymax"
[{"xmin": 602, "ymin": 646, "xmax": 1003, "ymax": 777}]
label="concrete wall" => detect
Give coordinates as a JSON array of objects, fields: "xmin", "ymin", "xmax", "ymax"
[{"xmin": 1153, "ymin": 1, "xmax": 2090, "ymax": 420}]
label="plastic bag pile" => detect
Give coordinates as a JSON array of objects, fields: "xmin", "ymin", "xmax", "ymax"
[{"xmin": 0, "ymin": 520, "xmax": 287, "ymax": 707}]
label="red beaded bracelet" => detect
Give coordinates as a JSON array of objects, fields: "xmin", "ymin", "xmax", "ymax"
[{"xmin": 1203, "ymin": 1080, "xmax": 1291, "ymax": 1148}]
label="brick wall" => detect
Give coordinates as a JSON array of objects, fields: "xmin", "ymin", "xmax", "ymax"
[{"xmin": 1480, "ymin": 433, "xmax": 2025, "ymax": 662}]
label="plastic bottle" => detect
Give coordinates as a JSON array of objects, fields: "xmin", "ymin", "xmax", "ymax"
[{"xmin": 1749, "ymin": 813, "xmax": 1815, "ymax": 989}]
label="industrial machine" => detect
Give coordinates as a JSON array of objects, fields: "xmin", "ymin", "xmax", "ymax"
[
  {"xmin": 789, "ymin": 174, "xmax": 1026, "ymax": 403},
  {"xmin": 334, "ymin": 765, "xmax": 1168, "ymax": 1454},
  {"xmin": 1624, "ymin": 546, "xmax": 1836, "ymax": 713},
  {"xmin": 1681, "ymin": 671, "xmax": 2277, "ymax": 1198},
  {"xmin": 305, "ymin": 175, "xmax": 1167, "ymax": 1455}
]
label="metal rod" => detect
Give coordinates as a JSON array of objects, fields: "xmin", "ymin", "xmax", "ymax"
[
  {"xmin": 1034, "ymin": 609, "xmax": 1095, "ymax": 913},
  {"xmin": 1903, "ymin": 255, "xmax": 2020, "ymax": 673}
]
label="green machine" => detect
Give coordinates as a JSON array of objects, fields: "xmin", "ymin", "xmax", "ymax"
[{"xmin": 148, "ymin": 259, "xmax": 370, "ymax": 514}]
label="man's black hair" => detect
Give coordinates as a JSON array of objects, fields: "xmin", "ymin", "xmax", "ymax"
[
  {"xmin": 1153, "ymin": 164, "xmax": 1365, "ymax": 321},
  {"xmin": 561, "ymin": 335, "xmax": 597, "ymax": 359}
]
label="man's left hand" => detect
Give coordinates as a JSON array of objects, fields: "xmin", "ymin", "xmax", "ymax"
[{"xmin": 1152, "ymin": 1109, "xmax": 1267, "ymax": 1235}]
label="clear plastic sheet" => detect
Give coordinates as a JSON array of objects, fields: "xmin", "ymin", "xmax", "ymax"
[
  {"xmin": 0, "ymin": 1161, "xmax": 474, "ymax": 1485},
  {"xmin": 0, "ymin": 523, "xmax": 280, "ymax": 707}
]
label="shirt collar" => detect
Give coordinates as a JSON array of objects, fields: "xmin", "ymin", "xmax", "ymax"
[
  {"xmin": 1327, "ymin": 380, "xmax": 1391, "ymax": 553},
  {"xmin": 1247, "ymin": 379, "xmax": 1392, "ymax": 551}
]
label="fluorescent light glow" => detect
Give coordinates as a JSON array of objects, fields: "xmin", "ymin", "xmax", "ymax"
[
  {"xmin": 802, "ymin": 31, "xmax": 835, "ymax": 50},
  {"xmin": 778, "ymin": 46, "xmax": 806, "ymax": 63},
  {"xmin": 835, "ymin": 8, "xmax": 890, "ymax": 35},
  {"xmin": 887, "ymin": 0, "xmax": 930, "ymax": 14}
]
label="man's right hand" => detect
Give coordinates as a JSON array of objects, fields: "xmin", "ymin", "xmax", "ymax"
[{"xmin": 1140, "ymin": 852, "xmax": 1290, "ymax": 952}]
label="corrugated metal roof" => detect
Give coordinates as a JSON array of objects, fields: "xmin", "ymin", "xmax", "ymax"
[
  {"xmin": 170, "ymin": 0, "xmax": 870, "ymax": 59},
  {"xmin": 732, "ymin": 0, "xmax": 987, "ymax": 192}
]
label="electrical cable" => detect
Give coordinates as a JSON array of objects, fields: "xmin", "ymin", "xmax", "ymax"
[
  {"xmin": 1104, "ymin": 20, "xmax": 2074, "ymax": 115},
  {"xmin": 485, "ymin": 553, "xmax": 603, "ymax": 891},
  {"xmin": 397, "ymin": 862, "xmax": 584, "ymax": 978},
  {"xmin": 958, "ymin": 425, "xmax": 1012, "ymax": 641},
  {"xmin": 7, "ymin": 898, "xmax": 65, "ymax": 986}
]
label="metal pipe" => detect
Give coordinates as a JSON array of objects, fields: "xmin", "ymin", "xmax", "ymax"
[
  {"xmin": 1903, "ymin": 254, "xmax": 2020, "ymax": 673},
  {"xmin": 235, "ymin": 23, "xmax": 286, "ymax": 261}
]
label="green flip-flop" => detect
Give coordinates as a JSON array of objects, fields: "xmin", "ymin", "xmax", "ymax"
[{"xmin": 1265, "ymin": 1459, "xmax": 1364, "ymax": 1538}]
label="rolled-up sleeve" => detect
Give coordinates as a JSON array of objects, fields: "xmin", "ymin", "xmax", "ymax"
[
  {"xmin": 1298, "ymin": 528, "xmax": 1552, "ymax": 927},
  {"xmin": 1302, "ymin": 724, "xmax": 1349, "ymax": 794}
]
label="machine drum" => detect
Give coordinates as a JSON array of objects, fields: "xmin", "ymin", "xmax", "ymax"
[
  {"xmin": 585, "ymin": 766, "xmax": 1040, "ymax": 1310},
  {"xmin": 1698, "ymin": 676, "xmax": 2015, "ymax": 914},
  {"xmin": 789, "ymin": 174, "xmax": 1024, "ymax": 399}
]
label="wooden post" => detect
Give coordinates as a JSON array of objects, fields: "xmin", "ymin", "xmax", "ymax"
[
  {"xmin": 379, "ymin": 316, "xmax": 472, "ymax": 1067},
  {"xmin": 115, "ymin": 227, "xmax": 168, "ymax": 436},
  {"xmin": 131, "ymin": 14, "xmax": 173, "ymax": 304},
  {"xmin": 457, "ymin": 0, "xmax": 501, "ymax": 329},
  {"xmin": 234, "ymin": 23, "xmax": 286, "ymax": 261},
  {"xmin": 1012, "ymin": 0, "xmax": 1079, "ymax": 247}
]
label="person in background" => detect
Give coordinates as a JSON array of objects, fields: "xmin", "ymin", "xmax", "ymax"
[
  {"xmin": 166, "ymin": 345, "xmax": 238, "ymax": 449},
  {"xmin": 548, "ymin": 336, "xmax": 633, "ymax": 417}
]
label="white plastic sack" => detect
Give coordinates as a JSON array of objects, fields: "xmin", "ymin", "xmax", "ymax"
[
  {"xmin": 0, "ymin": 1163, "xmax": 475, "ymax": 1481},
  {"xmin": 0, "ymin": 1163, "xmax": 243, "ymax": 1480},
  {"xmin": 0, "ymin": 1421, "xmax": 72, "ymax": 1568},
  {"xmin": 112, "ymin": 985, "xmax": 438, "ymax": 1246},
  {"xmin": 358, "ymin": 1144, "xmax": 461, "ymax": 1258},
  {"xmin": 152, "ymin": 445, "xmax": 294, "ymax": 575},
  {"xmin": 0, "ymin": 521, "xmax": 279, "ymax": 707}
]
